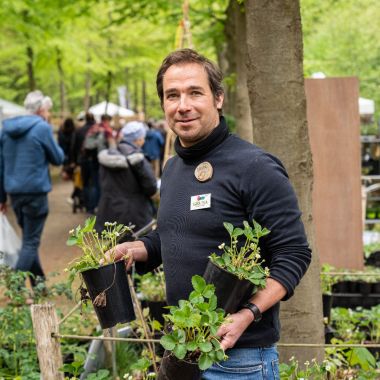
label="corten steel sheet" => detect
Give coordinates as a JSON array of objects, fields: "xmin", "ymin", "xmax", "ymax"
[{"xmin": 305, "ymin": 78, "xmax": 363, "ymax": 269}]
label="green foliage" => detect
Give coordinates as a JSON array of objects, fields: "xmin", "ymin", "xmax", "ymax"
[
  {"xmin": 66, "ymin": 216, "xmax": 131, "ymax": 280},
  {"xmin": 0, "ymin": 265, "xmax": 89, "ymax": 379},
  {"xmin": 320, "ymin": 263, "xmax": 339, "ymax": 295},
  {"xmin": 136, "ymin": 267, "xmax": 166, "ymax": 302},
  {"xmin": 160, "ymin": 275, "xmax": 226, "ymax": 370},
  {"xmin": 209, "ymin": 220, "xmax": 270, "ymax": 288},
  {"xmin": 301, "ymin": 0, "xmax": 380, "ymax": 120}
]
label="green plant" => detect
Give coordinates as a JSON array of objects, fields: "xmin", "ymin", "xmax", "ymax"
[
  {"xmin": 320, "ymin": 263, "xmax": 338, "ymax": 295},
  {"xmin": 209, "ymin": 220, "xmax": 270, "ymax": 289},
  {"xmin": 0, "ymin": 266, "xmax": 90, "ymax": 379},
  {"xmin": 160, "ymin": 275, "xmax": 226, "ymax": 371},
  {"xmin": 66, "ymin": 216, "xmax": 131, "ymax": 280},
  {"xmin": 137, "ymin": 267, "xmax": 166, "ymax": 302}
]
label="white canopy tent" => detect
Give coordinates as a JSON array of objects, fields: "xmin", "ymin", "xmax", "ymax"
[
  {"xmin": 0, "ymin": 98, "xmax": 27, "ymax": 123},
  {"xmin": 84, "ymin": 101, "xmax": 135, "ymax": 120},
  {"xmin": 359, "ymin": 97, "xmax": 375, "ymax": 116}
]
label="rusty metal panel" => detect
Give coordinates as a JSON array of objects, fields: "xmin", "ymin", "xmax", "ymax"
[{"xmin": 305, "ymin": 77, "xmax": 363, "ymax": 269}]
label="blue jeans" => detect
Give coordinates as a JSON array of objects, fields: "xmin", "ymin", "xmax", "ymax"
[
  {"xmin": 11, "ymin": 193, "xmax": 48, "ymax": 285},
  {"xmin": 203, "ymin": 346, "xmax": 279, "ymax": 380}
]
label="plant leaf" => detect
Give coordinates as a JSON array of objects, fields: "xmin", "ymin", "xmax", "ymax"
[
  {"xmin": 198, "ymin": 353, "xmax": 213, "ymax": 370},
  {"xmin": 192, "ymin": 275, "xmax": 206, "ymax": 293}
]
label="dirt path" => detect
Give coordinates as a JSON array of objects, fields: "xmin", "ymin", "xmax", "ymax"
[{"xmin": 6, "ymin": 178, "xmax": 87, "ymax": 287}]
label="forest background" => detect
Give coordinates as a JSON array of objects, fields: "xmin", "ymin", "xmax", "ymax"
[{"xmin": 0, "ymin": 0, "xmax": 378, "ymax": 122}]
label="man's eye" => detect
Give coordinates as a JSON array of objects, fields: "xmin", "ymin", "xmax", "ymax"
[
  {"xmin": 167, "ymin": 93, "xmax": 178, "ymax": 99},
  {"xmin": 191, "ymin": 91, "xmax": 202, "ymax": 96}
]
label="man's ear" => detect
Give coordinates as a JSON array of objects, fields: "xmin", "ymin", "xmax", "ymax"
[{"xmin": 216, "ymin": 93, "xmax": 224, "ymax": 110}]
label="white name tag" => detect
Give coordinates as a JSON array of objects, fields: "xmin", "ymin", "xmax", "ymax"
[{"xmin": 190, "ymin": 193, "xmax": 211, "ymax": 211}]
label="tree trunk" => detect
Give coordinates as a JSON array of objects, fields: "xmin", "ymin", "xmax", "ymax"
[
  {"xmin": 142, "ymin": 78, "xmax": 147, "ymax": 117},
  {"xmin": 84, "ymin": 54, "xmax": 92, "ymax": 112},
  {"xmin": 125, "ymin": 67, "xmax": 130, "ymax": 109},
  {"xmin": 56, "ymin": 47, "xmax": 68, "ymax": 117},
  {"xmin": 105, "ymin": 70, "xmax": 113, "ymax": 114},
  {"xmin": 245, "ymin": 0, "xmax": 324, "ymax": 364},
  {"xmin": 227, "ymin": 1, "xmax": 253, "ymax": 142},
  {"xmin": 133, "ymin": 79, "xmax": 139, "ymax": 112},
  {"xmin": 26, "ymin": 45, "xmax": 36, "ymax": 91}
]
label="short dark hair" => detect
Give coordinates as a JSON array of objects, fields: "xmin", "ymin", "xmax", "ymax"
[
  {"xmin": 156, "ymin": 49, "xmax": 224, "ymax": 107},
  {"xmin": 101, "ymin": 114, "xmax": 112, "ymax": 122}
]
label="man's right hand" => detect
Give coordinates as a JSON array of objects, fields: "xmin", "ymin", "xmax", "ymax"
[
  {"xmin": 0, "ymin": 203, "xmax": 7, "ymax": 213},
  {"xmin": 105, "ymin": 240, "xmax": 148, "ymax": 270}
]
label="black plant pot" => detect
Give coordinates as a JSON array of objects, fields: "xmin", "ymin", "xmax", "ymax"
[
  {"xmin": 158, "ymin": 351, "xmax": 201, "ymax": 380},
  {"xmin": 81, "ymin": 260, "xmax": 135, "ymax": 329},
  {"xmin": 359, "ymin": 281, "xmax": 372, "ymax": 295},
  {"xmin": 322, "ymin": 294, "xmax": 333, "ymax": 321},
  {"xmin": 324, "ymin": 324, "xmax": 336, "ymax": 344},
  {"xmin": 203, "ymin": 260, "xmax": 254, "ymax": 314},
  {"xmin": 146, "ymin": 300, "xmax": 168, "ymax": 326}
]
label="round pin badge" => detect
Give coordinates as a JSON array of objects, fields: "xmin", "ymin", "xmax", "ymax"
[{"xmin": 194, "ymin": 161, "xmax": 213, "ymax": 182}]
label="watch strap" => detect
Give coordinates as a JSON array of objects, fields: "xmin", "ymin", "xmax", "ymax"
[{"xmin": 242, "ymin": 302, "xmax": 262, "ymax": 323}]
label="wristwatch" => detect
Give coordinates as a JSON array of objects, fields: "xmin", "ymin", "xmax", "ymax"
[{"xmin": 242, "ymin": 302, "xmax": 262, "ymax": 323}]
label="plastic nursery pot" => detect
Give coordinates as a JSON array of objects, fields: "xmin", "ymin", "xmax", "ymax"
[
  {"xmin": 322, "ymin": 294, "xmax": 333, "ymax": 321},
  {"xmin": 158, "ymin": 351, "xmax": 201, "ymax": 380},
  {"xmin": 146, "ymin": 300, "xmax": 168, "ymax": 326},
  {"xmin": 203, "ymin": 260, "xmax": 254, "ymax": 314},
  {"xmin": 359, "ymin": 281, "xmax": 372, "ymax": 295},
  {"xmin": 81, "ymin": 260, "xmax": 136, "ymax": 329}
]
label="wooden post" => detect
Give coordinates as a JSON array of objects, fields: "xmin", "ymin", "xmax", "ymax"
[{"xmin": 31, "ymin": 304, "xmax": 64, "ymax": 380}]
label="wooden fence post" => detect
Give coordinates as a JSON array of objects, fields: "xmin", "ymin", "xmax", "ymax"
[{"xmin": 31, "ymin": 304, "xmax": 64, "ymax": 380}]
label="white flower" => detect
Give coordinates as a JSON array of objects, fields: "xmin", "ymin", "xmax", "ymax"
[
  {"xmin": 218, "ymin": 243, "xmax": 225, "ymax": 250},
  {"xmin": 256, "ymin": 253, "xmax": 261, "ymax": 259},
  {"xmin": 69, "ymin": 229, "xmax": 74, "ymax": 234}
]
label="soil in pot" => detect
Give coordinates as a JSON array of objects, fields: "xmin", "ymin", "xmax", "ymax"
[
  {"xmin": 203, "ymin": 260, "xmax": 254, "ymax": 314},
  {"xmin": 158, "ymin": 351, "xmax": 201, "ymax": 380},
  {"xmin": 81, "ymin": 260, "xmax": 135, "ymax": 329}
]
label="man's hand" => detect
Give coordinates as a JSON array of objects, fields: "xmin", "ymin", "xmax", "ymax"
[
  {"xmin": 217, "ymin": 309, "xmax": 254, "ymax": 350},
  {"xmin": 0, "ymin": 203, "xmax": 6, "ymax": 213},
  {"xmin": 104, "ymin": 240, "xmax": 148, "ymax": 270}
]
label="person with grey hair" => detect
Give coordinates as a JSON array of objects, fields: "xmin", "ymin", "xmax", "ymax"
[
  {"xmin": 0, "ymin": 90, "xmax": 64, "ymax": 291},
  {"xmin": 95, "ymin": 120, "xmax": 157, "ymax": 236}
]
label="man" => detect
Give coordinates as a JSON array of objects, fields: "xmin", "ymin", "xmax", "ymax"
[
  {"xmin": 0, "ymin": 90, "xmax": 64, "ymax": 287},
  {"xmin": 111, "ymin": 49, "xmax": 311, "ymax": 378}
]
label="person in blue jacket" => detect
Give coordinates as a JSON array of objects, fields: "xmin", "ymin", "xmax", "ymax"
[{"xmin": 0, "ymin": 90, "xmax": 64, "ymax": 287}]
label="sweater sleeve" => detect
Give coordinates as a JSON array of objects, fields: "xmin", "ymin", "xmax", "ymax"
[
  {"xmin": 135, "ymin": 229, "xmax": 162, "ymax": 274},
  {"xmin": 241, "ymin": 151, "xmax": 311, "ymax": 300}
]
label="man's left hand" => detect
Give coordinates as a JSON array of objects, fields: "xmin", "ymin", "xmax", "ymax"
[{"xmin": 217, "ymin": 309, "xmax": 254, "ymax": 350}]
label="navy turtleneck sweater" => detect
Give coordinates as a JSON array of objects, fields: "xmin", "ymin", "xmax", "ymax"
[{"xmin": 139, "ymin": 117, "xmax": 311, "ymax": 347}]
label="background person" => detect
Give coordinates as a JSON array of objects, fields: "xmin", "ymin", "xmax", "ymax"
[
  {"xmin": 109, "ymin": 49, "xmax": 311, "ymax": 379},
  {"xmin": 0, "ymin": 90, "xmax": 64, "ymax": 288},
  {"xmin": 96, "ymin": 121, "xmax": 157, "ymax": 236}
]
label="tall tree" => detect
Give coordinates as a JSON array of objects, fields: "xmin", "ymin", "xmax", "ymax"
[
  {"xmin": 245, "ymin": 0, "xmax": 324, "ymax": 363},
  {"xmin": 224, "ymin": 0, "xmax": 252, "ymax": 141}
]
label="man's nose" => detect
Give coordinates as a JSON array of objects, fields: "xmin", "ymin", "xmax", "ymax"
[{"xmin": 178, "ymin": 95, "xmax": 191, "ymax": 112}]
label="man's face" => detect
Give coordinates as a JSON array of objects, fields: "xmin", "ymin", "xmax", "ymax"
[{"xmin": 162, "ymin": 63, "xmax": 223, "ymax": 147}]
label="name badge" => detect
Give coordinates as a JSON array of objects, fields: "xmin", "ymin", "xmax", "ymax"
[{"xmin": 190, "ymin": 193, "xmax": 211, "ymax": 211}]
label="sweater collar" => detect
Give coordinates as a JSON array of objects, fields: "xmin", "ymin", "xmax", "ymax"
[{"xmin": 174, "ymin": 116, "xmax": 229, "ymax": 161}]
